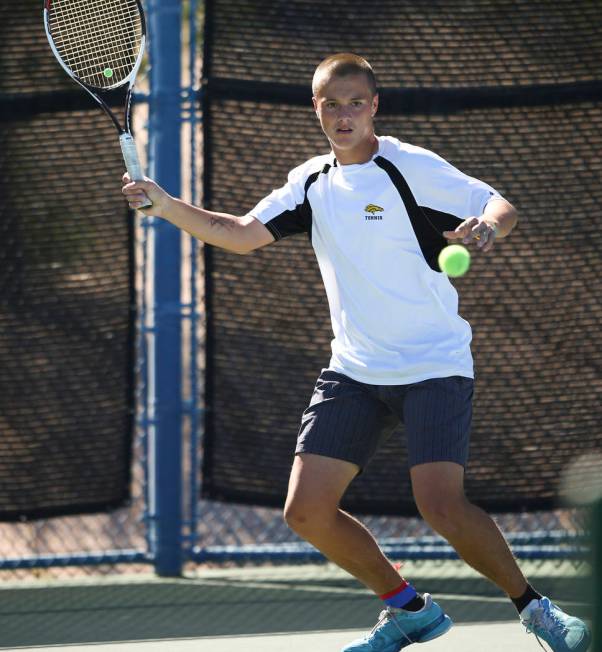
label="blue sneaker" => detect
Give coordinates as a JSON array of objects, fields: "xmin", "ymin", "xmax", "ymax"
[
  {"xmin": 341, "ymin": 593, "xmax": 452, "ymax": 651},
  {"xmin": 521, "ymin": 597, "xmax": 591, "ymax": 652}
]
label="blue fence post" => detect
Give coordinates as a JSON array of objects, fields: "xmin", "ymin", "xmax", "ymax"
[{"xmin": 147, "ymin": 0, "xmax": 183, "ymax": 577}]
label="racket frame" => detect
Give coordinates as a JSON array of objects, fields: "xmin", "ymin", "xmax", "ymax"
[{"xmin": 43, "ymin": 0, "xmax": 151, "ymax": 204}]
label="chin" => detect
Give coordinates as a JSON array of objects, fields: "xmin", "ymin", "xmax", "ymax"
[{"xmin": 331, "ymin": 136, "xmax": 357, "ymax": 149}]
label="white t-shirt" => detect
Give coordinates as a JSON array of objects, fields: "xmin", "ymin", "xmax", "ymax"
[{"xmin": 248, "ymin": 135, "xmax": 504, "ymax": 385}]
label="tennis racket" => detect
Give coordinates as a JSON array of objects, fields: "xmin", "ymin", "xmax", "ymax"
[{"xmin": 44, "ymin": 0, "xmax": 152, "ymax": 208}]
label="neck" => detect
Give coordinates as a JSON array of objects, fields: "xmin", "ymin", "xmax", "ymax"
[{"xmin": 334, "ymin": 135, "xmax": 379, "ymax": 165}]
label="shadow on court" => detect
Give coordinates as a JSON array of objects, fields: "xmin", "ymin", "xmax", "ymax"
[{"xmin": 0, "ymin": 563, "xmax": 592, "ymax": 648}]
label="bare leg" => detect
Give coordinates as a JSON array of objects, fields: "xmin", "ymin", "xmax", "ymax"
[
  {"xmin": 284, "ymin": 453, "xmax": 403, "ymax": 595},
  {"xmin": 411, "ymin": 462, "xmax": 528, "ymax": 598}
]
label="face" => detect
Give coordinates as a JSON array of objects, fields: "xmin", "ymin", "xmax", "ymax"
[{"xmin": 313, "ymin": 73, "xmax": 379, "ymax": 163}]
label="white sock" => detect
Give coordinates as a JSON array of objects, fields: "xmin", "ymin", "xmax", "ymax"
[{"xmin": 520, "ymin": 598, "xmax": 542, "ymax": 619}]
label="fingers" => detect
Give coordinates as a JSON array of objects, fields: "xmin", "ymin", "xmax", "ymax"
[
  {"xmin": 477, "ymin": 225, "xmax": 496, "ymax": 252},
  {"xmin": 442, "ymin": 217, "xmax": 497, "ymax": 251},
  {"xmin": 442, "ymin": 216, "xmax": 479, "ymax": 241},
  {"xmin": 128, "ymin": 195, "xmax": 152, "ymax": 211},
  {"xmin": 122, "ymin": 179, "xmax": 153, "ymax": 211}
]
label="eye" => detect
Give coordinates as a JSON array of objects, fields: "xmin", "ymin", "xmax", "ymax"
[{"xmin": 325, "ymin": 101, "xmax": 337, "ymax": 110}]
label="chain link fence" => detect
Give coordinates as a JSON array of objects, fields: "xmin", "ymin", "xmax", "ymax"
[{"xmin": 0, "ymin": 0, "xmax": 597, "ymax": 588}]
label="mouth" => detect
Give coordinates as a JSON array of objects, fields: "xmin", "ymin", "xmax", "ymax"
[{"xmin": 336, "ymin": 127, "xmax": 353, "ymax": 134}]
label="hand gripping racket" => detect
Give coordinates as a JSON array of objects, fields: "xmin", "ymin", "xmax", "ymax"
[{"xmin": 44, "ymin": 0, "xmax": 152, "ymax": 208}]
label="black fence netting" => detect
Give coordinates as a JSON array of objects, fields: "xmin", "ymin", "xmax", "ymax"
[
  {"xmin": 0, "ymin": 2, "xmax": 134, "ymax": 520},
  {"xmin": 202, "ymin": 0, "xmax": 602, "ymax": 515}
]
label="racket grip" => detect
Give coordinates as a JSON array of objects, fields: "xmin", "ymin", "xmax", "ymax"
[{"xmin": 119, "ymin": 133, "xmax": 152, "ymax": 208}]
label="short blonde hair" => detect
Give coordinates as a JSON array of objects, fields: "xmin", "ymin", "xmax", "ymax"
[{"xmin": 312, "ymin": 53, "xmax": 377, "ymax": 97}]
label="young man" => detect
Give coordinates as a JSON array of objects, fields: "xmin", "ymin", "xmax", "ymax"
[{"xmin": 123, "ymin": 53, "xmax": 591, "ymax": 652}]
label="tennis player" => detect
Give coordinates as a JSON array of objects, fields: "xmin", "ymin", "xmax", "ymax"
[{"xmin": 123, "ymin": 53, "xmax": 591, "ymax": 652}]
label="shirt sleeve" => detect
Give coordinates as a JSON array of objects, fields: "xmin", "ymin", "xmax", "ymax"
[
  {"xmin": 404, "ymin": 145, "xmax": 505, "ymax": 219},
  {"xmin": 245, "ymin": 164, "xmax": 312, "ymax": 241}
]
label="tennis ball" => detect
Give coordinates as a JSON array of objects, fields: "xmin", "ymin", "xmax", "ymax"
[
  {"xmin": 103, "ymin": 68, "xmax": 114, "ymax": 78},
  {"xmin": 438, "ymin": 244, "xmax": 471, "ymax": 277}
]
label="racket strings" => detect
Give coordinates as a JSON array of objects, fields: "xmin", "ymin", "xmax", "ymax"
[
  {"xmin": 52, "ymin": 0, "xmax": 141, "ymax": 62},
  {"xmin": 53, "ymin": 2, "xmax": 141, "ymax": 82},
  {"xmin": 52, "ymin": 26, "xmax": 140, "ymax": 85},
  {"xmin": 48, "ymin": 0, "xmax": 143, "ymax": 88}
]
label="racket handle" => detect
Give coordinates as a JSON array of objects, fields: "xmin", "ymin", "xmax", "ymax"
[{"xmin": 119, "ymin": 133, "xmax": 152, "ymax": 208}]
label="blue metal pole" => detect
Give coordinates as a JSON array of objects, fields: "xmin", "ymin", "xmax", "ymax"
[
  {"xmin": 147, "ymin": 0, "xmax": 183, "ymax": 577},
  {"xmin": 185, "ymin": 0, "xmax": 200, "ymax": 555}
]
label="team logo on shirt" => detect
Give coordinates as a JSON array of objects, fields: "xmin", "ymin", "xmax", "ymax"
[{"xmin": 364, "ymin": 204, "xmax": 384, "ymax": 220}]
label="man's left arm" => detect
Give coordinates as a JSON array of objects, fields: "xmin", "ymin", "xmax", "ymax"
[{"xmin": 442, "ymin": 199, "xmax": 518, "ymax": 253}]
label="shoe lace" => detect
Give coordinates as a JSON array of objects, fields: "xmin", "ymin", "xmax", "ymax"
[
  {"xmin": 370, "ymin": 608, "xmax": 413, "ymax": 645},
  {"xmin": 523, "ymin": 601, "xmax": 568, "ymax": 651}
]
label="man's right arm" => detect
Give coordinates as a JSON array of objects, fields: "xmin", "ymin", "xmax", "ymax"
[{"xmin": 122, "ymin": 174, "xmax": 274, "ymax": 255}]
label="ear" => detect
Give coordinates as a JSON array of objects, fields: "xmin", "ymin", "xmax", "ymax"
[
  {"xmin": 312, "ymin": 96, "xmax": 319, "ymax": 115},
  {"xmin": 371, "ymin": 93, "xmax": 379, "ymax": 118}
]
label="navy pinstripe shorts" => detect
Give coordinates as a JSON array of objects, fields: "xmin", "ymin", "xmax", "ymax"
[{"xmin": 296, "ymin": 369, "xmax": 473, "ymax": 470}]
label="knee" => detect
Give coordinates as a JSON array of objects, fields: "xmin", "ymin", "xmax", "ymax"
[
  {"xmin": 283, "ymin": 497, "xmax": 335, "ymax": 539},
  {"xmin": 414, "ymin": 491, "xmax": 468, "ymax": 537},
  {"xmin": 282, "ymin": 501, "xmax": 309, "ymax": 534}
]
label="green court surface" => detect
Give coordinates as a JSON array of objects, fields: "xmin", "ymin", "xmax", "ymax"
[
  {"xmin": 0, "ymin": 561, "xmax": 591, "ymax": 651},
  {"xmin": 0, "ymin": 624, "xmax": 562, "ymax": 651}
]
